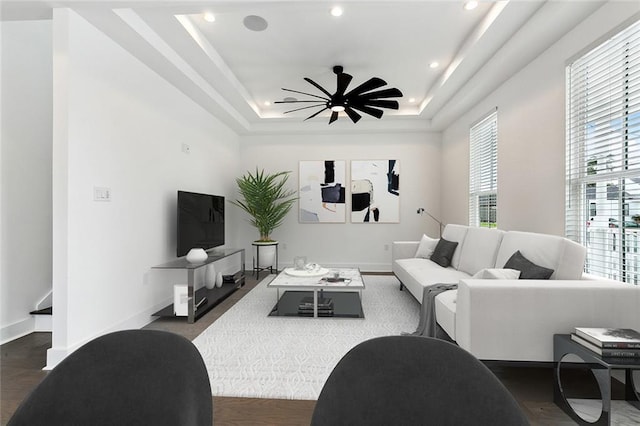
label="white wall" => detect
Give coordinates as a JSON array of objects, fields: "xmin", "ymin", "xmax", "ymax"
[
  {"xmin": 441, "ymin": 2, "xmax": 640, "ymax": 236},
  {"xmin": 238, "ymin": 132, "xmax": 441, "ymax": 271},
  {"xmin": 47, "ymin": 9, "xmax": 240, "ymax": 367},
  {"xmin": 1, "ymin": 20, "xmax": 53, "ymax": 343}
]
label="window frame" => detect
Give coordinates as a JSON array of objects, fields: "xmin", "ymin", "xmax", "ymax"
[
  {"xmin": 469, "ymin": 110, "xmax": 498, "ymax": 228},
  {"xmin": 565, "ymin": 19, "xmax": 640, "ymax": 284}
]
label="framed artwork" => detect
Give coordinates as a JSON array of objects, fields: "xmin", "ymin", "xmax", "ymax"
[
  {"xmin": 299, "ymin": 160, "xmax": 347, "ymax": 223},
  {"xmin": 350, "ymin": 160, "xmax": 399, "ymax": 223}
]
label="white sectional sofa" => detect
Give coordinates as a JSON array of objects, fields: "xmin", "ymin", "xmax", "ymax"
[{"xmin": 392, "ymin": 224, "xmax": 640, "ymax": 363}]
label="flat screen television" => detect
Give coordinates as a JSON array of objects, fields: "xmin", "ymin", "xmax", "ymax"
[{"xmin": 177, "ymin": 190, "xmax": 225, "ymax": 257}]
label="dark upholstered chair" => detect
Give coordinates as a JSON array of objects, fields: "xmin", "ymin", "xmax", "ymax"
[
  {"xmin": 8, "ymin": 330, "xmax": 212, "ymax": 426},
  {"xmin": 311, "ymin": 336, "xmax": 529, "ymax": 426}
]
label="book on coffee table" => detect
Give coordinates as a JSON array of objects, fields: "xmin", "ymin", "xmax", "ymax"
[
  {"xmin": 298, "ymin": 305, "xmax": 333, "ymax": 311},
  {"xmin": 319, "ymin": 277, "xmax": 352, "ymax": 284},
  {"xmin": 574, "ymin": 327, "xmax": 640, "ymax": 349},
  {"xmin": 298, "ymin": 310, "xmax": 334, "ymax": 317},
  {"xmin": 297, "ymin": 296, "xmax": 334, "ymax": 316},
  {"xmin": 298, "ymin": 296, "xmax": 333, "ymax": 309}
]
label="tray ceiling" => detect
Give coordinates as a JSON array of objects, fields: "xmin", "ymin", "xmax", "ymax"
[{"xmin": 2, "ymin": 1, "xmax": 605, "ymax": 133}]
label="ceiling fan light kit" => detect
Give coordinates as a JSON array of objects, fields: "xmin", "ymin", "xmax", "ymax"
[{"xmin": 275, "ymin": 65, "xmax": 403, "ymax": 124}]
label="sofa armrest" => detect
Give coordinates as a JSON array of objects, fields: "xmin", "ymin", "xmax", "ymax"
[
  {"xmin": 392, "ymin": 241, "xmax": 419, "ymax": 262},
  {"xmin": 454, "ymin": 279, "xmax": 640, "ymax": 362}
]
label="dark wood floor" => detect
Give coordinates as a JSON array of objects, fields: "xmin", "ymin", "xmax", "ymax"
[{"xmin": 1, "ymin": 273, "xmax": 589, "ymax": 425}]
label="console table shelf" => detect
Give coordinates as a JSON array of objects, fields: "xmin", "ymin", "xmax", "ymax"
[
  {"xmin": 153, "ymin": 282, "xmax": 241, "ymax": 321},
  {"xmin": 152, "ymin": 248, "xmax": 245, "ymax": 323}
]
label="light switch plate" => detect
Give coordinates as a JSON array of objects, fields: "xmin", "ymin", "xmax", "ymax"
[{"xmin": 93, "ymin": 187, "xmax": 111, "ymax": 201}]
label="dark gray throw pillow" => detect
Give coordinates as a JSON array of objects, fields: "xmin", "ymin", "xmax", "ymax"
[
  {"xmin": 430, "ymin": 238, "xmax": 459, "ymax": 268},
  {"xmin": 503, "ymin": 250, "xmax": 554, "ymax": 279}
]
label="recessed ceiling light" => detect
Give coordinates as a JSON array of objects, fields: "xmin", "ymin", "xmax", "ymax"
[
  {"xmin": 243, "ymin": 15, "xmax": 268, "ymax": 32},
  {"xmin": 409, "ymin": 98, "xmax": 416, "ymax": 103},
  {"xmin": 330, "ymin": 6, "xmax": 343, "ymax": 17},
  {"xmin": 264, "ymin": 101, "xmax": 271, "ymax": 106},
  {"xmin": 429, "ymin": 61, "xmax": 440, "ymax": 69},
  {"xmin": 203, "ymin": 12, "xmax": 215, "ymax": 22},
  {"xmin": 463, "ymin": 1, "xmax": 478, "ymax": 11}
]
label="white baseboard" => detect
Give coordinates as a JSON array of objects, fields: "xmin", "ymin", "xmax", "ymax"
[
  {"xmin": 34, "ymin": 314, "xmax": 52, "ymax": 332},
  {"xmin": 45, "ymin": 296, "xmax": 173, "ymax": 370},
  {"xmin": 45, "ymin": 347, "xmax": 70, "ymax": 370},
  {"xmin": 0, "ymin": 316, "xmax": 35, "ymax": 345}
]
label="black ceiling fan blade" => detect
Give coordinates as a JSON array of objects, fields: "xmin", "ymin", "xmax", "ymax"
[
  {"xmin": 329, "ymin": 111, "xmax": 339, "ymax": 124},
  {"xmin": 344, "ymin": 77, "xmax": 387, "ymax": 98},
  {"xmin": 349, "ymin": 104, "xmax": 384, "ymax": 119},
  {"xmin": 284, "ymin": 104, "xmax": 330, "ymax": 114},
  {"xmin": 275, "ymin": 100, "xmax": 327, "ymax": 104},
  {"xmin": 282, "ymin": 88, "xmax": 330, "ymax": 101},
  {"xmin": 360, "ymin": 99, "xmax": 399, "ymax": 110},
  {"xmin": 358, "ymin": 87, "xmax": 403, "ymax": 100},
  {"xmin": 344, "ymin": 107, "xmax": 362, "ymax": 123},
  {"xmin": 304, "ymin": 78, "xmax": 333, "ymax": 98},
  {"xmin": 335, "ymin": 73, "xmax": 353, "ymax": 97},
  {"xmin": 304, "ymin": 107, "xmax": 329, "ymax": 121}
]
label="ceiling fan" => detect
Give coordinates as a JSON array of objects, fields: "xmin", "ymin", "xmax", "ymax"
[{"xmin": 275, "ymin": 66, "xmax": 403, "ymax": 124}]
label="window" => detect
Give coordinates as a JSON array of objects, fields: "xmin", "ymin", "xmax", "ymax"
[
  {"xmin": 566, "ymin": 19, "xmax": 640, "ymax": 284},
  {"xmin": 469, "ymin": 111, "xmax": 498, "ymax": 228}
]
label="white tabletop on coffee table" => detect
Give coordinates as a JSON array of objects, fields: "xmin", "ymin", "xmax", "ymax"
[{"xmin": 267, "ymin": 267, "xmax": 365, "ymax": 290}]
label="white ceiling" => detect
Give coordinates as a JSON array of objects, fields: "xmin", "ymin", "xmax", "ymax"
[{"xmin": 2, "ymin": 0, "xmax": 605, "ymax": 134}]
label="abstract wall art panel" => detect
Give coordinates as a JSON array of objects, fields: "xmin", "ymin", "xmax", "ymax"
[
  {"xmin": 351, "ymin": 160, "xmax": 399, "ymax": 223},
  {"xmin": 299, "ymin": 160, "xmax": 346, "ymax": 223}
]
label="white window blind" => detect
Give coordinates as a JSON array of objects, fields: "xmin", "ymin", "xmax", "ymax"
[
  {"xmin": 469, "ymin": 111, "xmax": 498, "ymax": 228},
  {"xmin": 566, "ymin": 19, "xmax": 640, "ymax": 284}
]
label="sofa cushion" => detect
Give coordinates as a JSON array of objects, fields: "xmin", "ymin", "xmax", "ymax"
[
  {"xmin": 494, "ymin": 231, "xmax": 586, "ymax": 280},
  {"xmin": 430, "ymin": 238, "xmax": 458, "ymax": 268},
  {"xmin": 395, "ymin": 258, "xmax": 471, "ymax": 284},
  {"xmin": 415, "ymin": 234, "xmax": 438, "ymax": 259},
  {"xmin": 457, "ymin": 227, "xmax": 506, "ymax": 275},
  {"xmin": 472, "ymin": 268, "xmax": 521, "ymax": 279},
  {"xmin": 394, "ymin": 258, "xmax": 471, "ymax": 303},
  {"xmin": 504, "ymin": 250, "xmax": 554, "ymax": 279},
  {"xmin": 441, "ymin": 224, "xmax": 469, "ymax": 270}
]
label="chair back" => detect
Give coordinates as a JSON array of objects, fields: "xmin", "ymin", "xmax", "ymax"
[
  {"xmin": 8, "ymin": 330, "xmax": 212, "ymax": 426},
  {"xmin": 311, "ymin": 336, "xmax": 529, "ymax": 426}
]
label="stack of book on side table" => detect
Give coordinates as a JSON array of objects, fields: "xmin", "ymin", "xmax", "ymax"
[
  {"xmin": 571, "ymin": 327, "xmax": 640, "ymax": 358},
  {"xmin": 298, "ymin": 296, "xmax": 334, "ymax": 317}
]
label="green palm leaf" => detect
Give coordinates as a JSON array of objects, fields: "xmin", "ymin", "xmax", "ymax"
[{"xmin": 231, "ymin": 168, "xmax": 298, "ymax": 241}]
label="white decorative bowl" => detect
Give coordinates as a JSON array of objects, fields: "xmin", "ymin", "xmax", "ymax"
[{"xmin": 284, "ymin": 267, "xmax": 329, "ymax": 277}]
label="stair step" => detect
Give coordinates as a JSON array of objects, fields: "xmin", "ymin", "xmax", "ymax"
[{"xmin": 30, "ymin": 307, "xmax": 52, "ymax": 315}]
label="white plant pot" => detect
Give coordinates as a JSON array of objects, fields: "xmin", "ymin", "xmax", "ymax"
[
  {"xmin": 204, "ymin": 263, "xmax": 216, "ymax": 289},
  {"xmin": 215, "ymin": 272, "xmax": 223, "ymax": 288},
  {"xmin": 255, "ymin": 243, "xmax": 277, "ymax": 268}
]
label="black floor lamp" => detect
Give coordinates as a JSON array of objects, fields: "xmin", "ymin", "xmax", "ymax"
[{"xmin": 417, "ymin": 208, "xmax": 443, "ymax": 238}]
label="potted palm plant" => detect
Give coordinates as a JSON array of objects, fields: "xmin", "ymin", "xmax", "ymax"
[{"xmin": 232, "ymin": 169, "xmax": 297, "ymax": 269}]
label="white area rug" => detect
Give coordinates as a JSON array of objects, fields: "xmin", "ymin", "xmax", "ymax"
[{"xmin": 193, "ymin": 274, "xmax": 419, "ymax": 400}]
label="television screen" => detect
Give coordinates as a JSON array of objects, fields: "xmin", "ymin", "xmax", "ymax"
[{"xmin": 177, "ymin": 191, "xmax": 225, "ymax": 257}]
